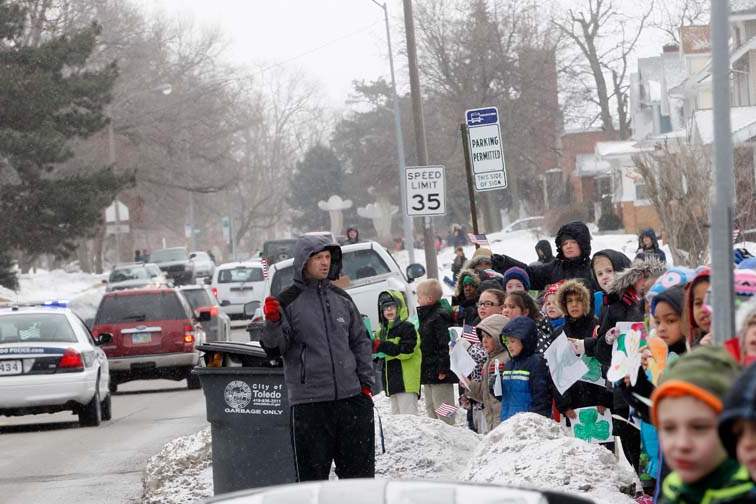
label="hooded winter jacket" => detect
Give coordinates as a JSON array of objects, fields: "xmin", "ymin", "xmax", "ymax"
[
  {"xmin": 492, "ymin": 221, "xmax": 596, "ymax": 291},
  {"xmin": 375, "ymin": 290, "xmax": 422, "ymax": 396},
  {"xmin": 496, "ymin": 317, "xmax": 552, "ymax": 421},
  {"xmin": 719, "ymin": 361, "xmax": 756, "ymax": 459},
  {"xmin": 418, "ymin": 300, "xmax": 457, "ymax": 384},
  {"xmin": 658, "ymin": 458, "xmax": 754, "ymax": 504},
  {"xmin": 535, "ymin": 239, "xmax": 555, "ymax": 264},
  {"xmin": 452, "ymin": 269, "xmax": 480, "ymax": 326},
  {"xmin": 465, "ymin": 314, "xmax": 509, "ymax": 432},
  {"xmin": 636, "ymin": 228, "xmax": 667, "ymax": 264},
  {"xmin": 261, "ymin": 235, "xmax": 374, "ymax": 405}
]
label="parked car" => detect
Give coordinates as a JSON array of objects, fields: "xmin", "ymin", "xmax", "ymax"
[
  {"xmin": 252, "ymin": 241, "xmax": 425, "ymax": 336},
  {"xmin": 0, "ymin": 305, "xmax": 112, "ymax": 427},
  {"xmin": 189, "ymin": 251, "xmax": 216, "ymax": 280},
  {"xmin": 178, "ymin": 285, "xmax": 230, "ymax": 342},
  {"xmin": 148, "ymin": 247, "xmax": 195, "ymax": 285},
  {"xmin": 206, "ymin": 479, "xmax": 593, "ymax": 504},
  {"xmin": 500, "ymin": 216, "xmax": 544, "ymax": 234},
  {"xmin": 105, "ymin": 263, "xmax": 170, "ymax": 292},
  {"xmin": 211, "ymin": 261, "xmax": 266, "ymax": 320},
  {"xmin": 91, "ymin": 287, "xmax": 209, "ymax": 392}
]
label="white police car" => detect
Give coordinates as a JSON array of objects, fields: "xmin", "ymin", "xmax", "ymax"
[{"xmin": 0, "ymin": 303, "xmax": 112, "ymax": 426}]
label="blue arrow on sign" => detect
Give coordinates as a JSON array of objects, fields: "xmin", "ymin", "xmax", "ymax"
[{"xmin": 466, "ymin": 107, "xmax": 498, "ymax": 127}]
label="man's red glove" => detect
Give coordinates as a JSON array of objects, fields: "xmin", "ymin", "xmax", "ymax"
[
  {"xmin": 361, "ymin": 386, "xmax": 373, "ymax": 398},
  {"xmin": 372, "ymin": 338, "xmax": 381, "ymax": 353},
  {"xmin": 263, "ymin": 296, "xmax": 281, "ymax": 322}
]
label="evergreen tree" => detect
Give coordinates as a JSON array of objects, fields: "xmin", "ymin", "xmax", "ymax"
[
  {"xmin": 0, "ymin": 0, "xmax": 126, "ymax": 289},
  {"xmin": 288, "ymin": 144, "xmax": 345, "ymax": 232}
]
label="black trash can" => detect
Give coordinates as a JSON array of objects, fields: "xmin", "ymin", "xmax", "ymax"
[{"xmin": 195, "ymin": 342, "xmax": 297, "ymax": 495}]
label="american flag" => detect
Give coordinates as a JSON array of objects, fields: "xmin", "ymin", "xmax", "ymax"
[
  {"xmin": 467, "ymin": 233, "xmax": 489, "ymax": 247},
  {"xmin": 261, "ymin": 258, "xmax": 269, "ymax": 279},
  {"xmin": 461, "ymin": 324, "xmax": 479, "ymax": 344},
  {"xmin": 434, "ymin": 402, "xmax": 458, "ymax": 417}
]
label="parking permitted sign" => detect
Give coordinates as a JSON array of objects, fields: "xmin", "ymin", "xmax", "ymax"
[
  {"xmin": 465, "ymin": 106, "xmax": 508, "ymax": 191},
  {"xmin": 405, "ymin": 165, "xmax": 446, "ymax": 217}
]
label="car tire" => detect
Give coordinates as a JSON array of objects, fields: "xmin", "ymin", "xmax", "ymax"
[
  {"xmin": 101, "ymin": 393, "xmax": 112, "ymax": 421},
  {"xmin": 79, "ymin": 385, "xmax": 102, "ymax": 427},
  {"xmin": 186, "ymin": 368, "xmax": 202, "ymax": 390},
  {"xmin": 109, "ymin": 381, "xmax": 118, "ymax": 394}
]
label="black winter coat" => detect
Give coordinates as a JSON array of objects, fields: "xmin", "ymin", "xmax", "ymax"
[
  {"xmin": 375, "ymin": 320, "xmax": 419, "ymax": 396},
  {"xmin": 417, "ymin": 302, "xmax": 458, "ymax": 384},
  {"xmin": 492, "ymin": 221, "xmax": 597, "ymax": 291},
  {"xmin": 451, "ymin": 296, "xmax": 478, "ymax": 327}
]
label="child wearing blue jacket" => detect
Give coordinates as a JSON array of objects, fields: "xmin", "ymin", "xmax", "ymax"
[{"xmin": 495, "ymin": 316, "xmax": 553, "ymax": 422}]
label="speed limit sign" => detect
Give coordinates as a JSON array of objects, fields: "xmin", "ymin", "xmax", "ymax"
[{"xmin": 405, "ymin": 165, "xmax": 446, "ymax": 217}]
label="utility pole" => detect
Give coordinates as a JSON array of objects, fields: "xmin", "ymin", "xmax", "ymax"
[
  {"xmin": 402, "ymin": 0, "xmax": 438, "ymax": 279},
  {"xmin": 709, "ymin": 0, "xmax": 735, "ymax": 344},
  {"xmin": 107, "ymin": 121, "xmax": 121, "ymax": 265},
  {"xmin": 371, "ymin": 0, "xmax": 416, "ymax": 265},
  {"xmin": 460, "ymin": 123, "xmax": 480, "ymax": 236}
]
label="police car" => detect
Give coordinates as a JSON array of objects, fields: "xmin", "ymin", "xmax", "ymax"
[{"xmin": 0, "ymin": 303, "xmax": 112, "ymax": 427}]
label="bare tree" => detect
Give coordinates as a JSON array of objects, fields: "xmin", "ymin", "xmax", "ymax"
[
  {"xmin": 633, "ymin": 141, "xmax": 711, "ymax": 266},
  {"xmin": 553, "ymin": 0, "xmax": 653, "ymax": 139},
  {"xmin": 653, "ymin": 0, "xmax": 709, "ymax": 45}
]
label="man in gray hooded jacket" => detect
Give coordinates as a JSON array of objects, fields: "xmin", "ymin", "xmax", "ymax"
[{"xmin": 261, "ymin": 234, "xmax": 375, "ymax": 481}]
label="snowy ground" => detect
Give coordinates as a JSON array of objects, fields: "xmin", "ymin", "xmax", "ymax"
[
  {"xmin": 142, "ymin": 393, "xmax": 637, "ymax": 504},
  {"xmin": 0, "ymin": 269, "xmax": 106, "ymax": 320}
]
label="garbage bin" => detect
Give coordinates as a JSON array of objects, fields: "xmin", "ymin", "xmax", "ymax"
[{"xmin": 195, "ymin": 342, "xmax": 297, "ymax": 495}]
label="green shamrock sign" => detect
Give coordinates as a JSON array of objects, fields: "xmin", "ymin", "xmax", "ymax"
[
  {"xmin": 573, "ymin": 407, "xmax": 612, "ymax": 443},
  {"xmin": 581, "ymin": 355, "xmax": 602, "ymax": 383}
]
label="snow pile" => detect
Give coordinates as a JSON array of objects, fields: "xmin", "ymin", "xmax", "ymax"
[
  {"xmin": 460, "ymin": 413, "xmax": 638, "ymax": 503},
  {"xmin": 0, "ymin": 269, "xmax": 105, "ymax": 304},
  {"xmin": 142, "ymin": 427, "xmax": 213, "ymax": 504},
  {"xmin": 375, "ymin": 412, "xmax": 481, "ymax": 481},
  {"xmin": 67, "ymin": 286, "xmax": 105, "ymax": 321}
]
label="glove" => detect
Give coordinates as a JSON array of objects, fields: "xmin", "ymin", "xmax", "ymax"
[
  {"xmin": 361, "ymin": 386, "xmax": 373, "ymax": 398},
  {"xmin": 605, "ymin": 327, "xmax": 619, "ymax": 345},
  {"xmin": 372, "ymin": 338, "xmax": 381, "ymax": 353},
  {"xmin": 263, "ymin": 296, "xmax": 281, "ymax": 322}
]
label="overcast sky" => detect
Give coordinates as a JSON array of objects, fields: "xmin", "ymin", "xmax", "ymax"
[{"xmin": 137, "ymin": 0, "xmax": 665, "ymax": 111}]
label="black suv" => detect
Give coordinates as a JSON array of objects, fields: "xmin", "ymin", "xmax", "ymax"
[{"xmin": 148, "ymin": 247, "xmax": 195, "ymax": 285}]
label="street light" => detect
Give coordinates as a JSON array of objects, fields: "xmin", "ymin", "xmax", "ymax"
[
  {"xmin": 108, "ymin": 83, "xmax": 173, "ymax": 265},
  {"xmin": 368, "ymin": 0, "xmax": 415, "ymax": 264}
]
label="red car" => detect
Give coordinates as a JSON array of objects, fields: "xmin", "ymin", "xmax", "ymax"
[{"xmin": 91, "ymin": 287, "xmax": 209, "ymax": 392}]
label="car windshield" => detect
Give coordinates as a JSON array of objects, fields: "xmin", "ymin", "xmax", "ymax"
[
  {"xmin": 217, "ymin": 267, "xmax": 263, "ymax": 284},
  {"xmin": 95, "ymin": 292, "xmax": 188, "ymax": 324},
  {"xmin": 0, "ymin": 313, "xmax": 77, "ymax": 343},
  {"xmin": 148, "ymin": 249, "xmax": 187, "ymax": 263},
  {"xmin": 109, "ymin": 266, "xmax": 150, "ymax": 282},
  {"xmin": 181, "ymin": 289, "xmax": 213, "ymax": 309}
]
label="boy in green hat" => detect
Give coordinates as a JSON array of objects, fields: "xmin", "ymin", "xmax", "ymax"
[
  {"xmin": 373, "ymin": 290, "xmax": 421, "ymax": 415},
  {"xmin": 651, "ymin": 346, "xmax": 753, "ymax": 503}
]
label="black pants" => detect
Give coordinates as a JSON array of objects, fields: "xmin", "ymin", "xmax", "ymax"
[
  {"xmin": 615, "ymin": 412, "xmax": 642, "ymax": 475},
  {"xmin": 291, "ymin": 394, "xmax": 375, "ymax": 481}
]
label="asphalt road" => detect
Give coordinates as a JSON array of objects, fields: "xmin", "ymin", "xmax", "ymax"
[{"xmin": 0, "ymin": 326, "xmax": 252, "ymax": 504}]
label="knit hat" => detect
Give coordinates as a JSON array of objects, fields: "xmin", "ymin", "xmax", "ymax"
[
  {"xmin": 646, "ymin": 266, "xmax": 695, "ymax": 305},
  {"xmin": 544, "ymin": 281, "xmax": 565, "ymax": 298},
  {"xmin": 472, "ymin": 247, "xmax": 493, "ymax": 259},
  {"xmin": 504, "ymin": 267, "xmax": 530, "ymax": 291},
  {"xmin": 719, "ymin": 362, "xmax": 756, "ymax": 458},
  {"xmin": 738, "ymin": 257, "xmax": 756, "ymax": 270},
  {"xmin": 651, "ymin": 346, "xmax": 741, "ymax": 426}
]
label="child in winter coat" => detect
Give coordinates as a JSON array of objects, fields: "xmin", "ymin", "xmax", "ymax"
[
  {"xmin": 652, "ymin": 347, "xmax": 752, "ymax": 503},
  {"xmin": 739, "ymin": 299, "xmax": 756, "ymax": 366},
  {"xmin": 463, "ymin": 314, "xmax": 509, "ymax": 433},
  {"xmin": 452, "ymin": 270, "xmax": 480, "ymax": 327},
  {"xmin": 591, "ymin": 249, "xmax": 631, "ymax": 319},
  {"xmin": 416, "ymin": 279, "xmax": 457, "ymax": 425},
  {"xmin": 495, "ymin": 317, "xmax": 552, "ymax": 422},
  {"xmin": 502, "ymin": 291, "xmax": 554, "ymax": 354},
  {"xmin": 373, "ymin": 291, "xmax": 421, "ymax": 415},
  {"xmin": 542, "ymin": 282, "xmax": 565, "ymax": 338},
  {"xmin": 555, "ymin": 280, "xmax": 611, "ymax": 428},
  {"xmin": 683, "ymin": 266, "xmax": 712, "ymax": 347},
  {"xmin": 719, "ymin": 362, "xmax": 756, "ymax": 489}
]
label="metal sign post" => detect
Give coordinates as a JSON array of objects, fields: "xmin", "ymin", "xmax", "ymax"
[
  {"xmin": 460, "ymin": 123, "xmax": 480, "ymax": 236},
  {"xmin": 709, "ymin": 0, "xmax": 735, "ymax": 344}
]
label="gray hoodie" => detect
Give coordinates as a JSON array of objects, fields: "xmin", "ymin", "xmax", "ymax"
[{"xmin": 261, "ymin": 235, "xmax": 374, "ymax": 405}]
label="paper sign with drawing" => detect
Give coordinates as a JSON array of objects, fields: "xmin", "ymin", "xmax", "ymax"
[{"xmin": 606, "ymin": 322, "xmax": 646, "ymax": 386}]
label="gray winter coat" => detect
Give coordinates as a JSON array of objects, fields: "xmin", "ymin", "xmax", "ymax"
[{"xmin": 261, "ymin": 235, "xmax": 374, "ymax": 405}]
